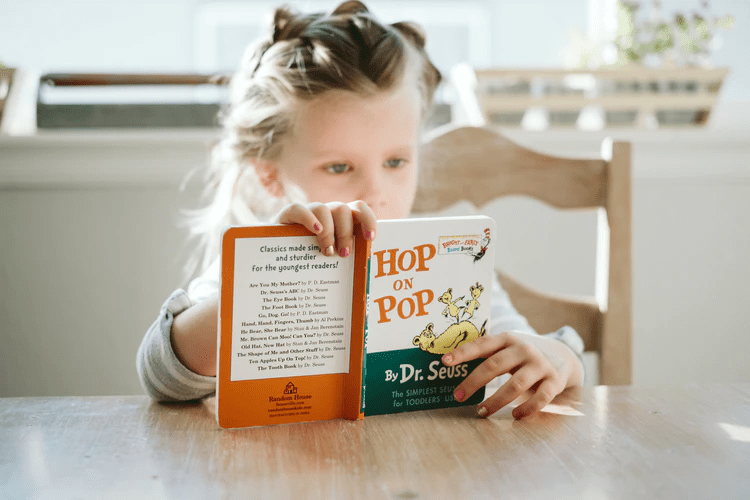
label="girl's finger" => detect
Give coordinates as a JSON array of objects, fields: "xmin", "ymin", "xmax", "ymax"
[
  {"xmin": 347, "ymin": 200, "xmax": 377, "ymax": 241},
  {"xmin": 452, "ymin": 343, "xmax": 528, "ymax": 403},
  {"xmin": 476, "ymin": 365, "xmax": 542, "ymax": 418},
  {"xmin": 511, "ymin": 379, "xmax": 561, "ymax": 419},
  {"xmin": 275, "ymin": 202, "xmax": 321, "ymax": 230},
  {"xmin": 329, "ymin": 203, "xmax": 354, "ymax": 257},
  {"xmin": 442, "ymin": 332, "xmax": 515, "ymax": 366},
  {"xmin": 308, "ymin": 204, "xmax": 336, "ymax": 256}
]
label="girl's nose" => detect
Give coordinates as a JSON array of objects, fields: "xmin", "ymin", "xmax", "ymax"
[{"xmin": 358, "ymin": 167, "xmax": 384, "ymax": 206}]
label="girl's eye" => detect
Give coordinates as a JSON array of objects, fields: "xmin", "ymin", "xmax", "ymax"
[
  {"xmin": 384, "ymin": 158, "xmax": 407, "ymax": 169},
  {"xmin": 325, "ymin": 163, "xmax": 352, "ymax": 174}
]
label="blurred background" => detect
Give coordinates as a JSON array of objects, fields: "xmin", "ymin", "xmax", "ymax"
[{"xmin": 1, "ymin": 0, "xmax": 748, "ymax": 396}]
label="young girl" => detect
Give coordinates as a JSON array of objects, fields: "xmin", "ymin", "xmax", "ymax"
[{"xmin": 137, "ymin": 0, "xmax": 584, "ymax": 420}]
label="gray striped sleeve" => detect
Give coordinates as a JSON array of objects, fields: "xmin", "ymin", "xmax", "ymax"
[{"xmin": 136, "ymin": 289, "xmax": 217, "ymax": 401}]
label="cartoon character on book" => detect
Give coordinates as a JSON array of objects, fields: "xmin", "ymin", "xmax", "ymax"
[
  {"xmin": 463, "ymin": 282, "xmax": 483, "ymax": 321},
  {"xmin": 438, "ymin": 288, "xmax": 464, "ymax": 323},
  {"xmin": 413, "ymin": 283, "xmax": 487, "ymax": 355},
  {"xmin": 471, "ymin": 227, "xmax": 492, "ymax": 262}
]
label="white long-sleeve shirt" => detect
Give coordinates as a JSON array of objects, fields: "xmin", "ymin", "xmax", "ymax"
[{"xmin": 137, "ymin": 259, "xmax": 584, "ymax": 401}]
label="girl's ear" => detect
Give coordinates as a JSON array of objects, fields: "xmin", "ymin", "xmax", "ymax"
[{"xmin": 253, "ymin": 160, "xmax": 285, "ymax": 198}]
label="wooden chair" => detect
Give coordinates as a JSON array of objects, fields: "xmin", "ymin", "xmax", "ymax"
[{"xmin": 414, "ymin": 125, "xmax": 632, "ymax": 385}]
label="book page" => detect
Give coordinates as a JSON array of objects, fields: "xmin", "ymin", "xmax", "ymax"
[{"xmin": 230, "ymin": 236, "xmax": 354, "ymax": 381}]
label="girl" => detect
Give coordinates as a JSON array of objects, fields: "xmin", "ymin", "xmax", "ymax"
[{"xmin": 137, "ymin": 1, "xmax": 584, "ymax": 419}]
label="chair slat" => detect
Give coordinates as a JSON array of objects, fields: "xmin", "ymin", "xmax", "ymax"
[
  {"xmin": 415, "ymin": 126, "xmax": 607, "ymax": 213},
  {"xmin": 601, "ymin": 141, "xmax": 632, "ymax": 385},
  {"xmin": 496, "ymin": 270, "xmax": 602, "ymax": 353}
]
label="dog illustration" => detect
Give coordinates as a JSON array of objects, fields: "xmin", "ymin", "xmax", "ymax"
[{"xmin": 412, "ymin": 320, "xmax": 487, "ymax": 355}]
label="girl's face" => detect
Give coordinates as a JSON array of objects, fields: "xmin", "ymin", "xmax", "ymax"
[{"xmin": 262, "ymin": 78, "xmax": 422, "ymax": 220}]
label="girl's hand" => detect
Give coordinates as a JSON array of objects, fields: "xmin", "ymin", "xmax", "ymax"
[
  {"xmin": 442, "ymin": 331, "xmax": 583, "ymax": 419},
  {"xmin": 273, "ymin": 201, "xmax": 377, "ymax": 257}
]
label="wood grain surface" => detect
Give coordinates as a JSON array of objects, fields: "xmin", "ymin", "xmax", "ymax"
[{"xmin": 2, "ymin": 385, "xmax": 749, "ymax": 499}]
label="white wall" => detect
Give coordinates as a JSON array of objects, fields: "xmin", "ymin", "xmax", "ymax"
[
  {"xmin": 632, "ymin": 179, "xmax": 750, "ymax": 385},
  {"xmin": 0, "ymin": 187, "xmax": 196, "ymax": 396}
]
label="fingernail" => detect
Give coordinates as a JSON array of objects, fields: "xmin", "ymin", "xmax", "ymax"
[
  {"xmin": 313, "ymin": 223, "xmax": 321, "ymax": 232},
  {"xmin": 339, "ymin": 247, "xmax": 350, "ymax": 257},
  {"xmin": 442, "ymin": 354, "xmax": 453, "ymax": 364},
  {"xmin": 477, "ymin": 406, "xmax": 488, "ymax": 418},
  {"xmin": 324, "ymin": 246, "xmax": 335, "ymax": 256},
  {"xmin": 366, "ymin": 230, "xmax": 375, "ymax": 241},
  {"xmin": 454, "ymin": 389, "xmax": 464, "ymax": 401}
]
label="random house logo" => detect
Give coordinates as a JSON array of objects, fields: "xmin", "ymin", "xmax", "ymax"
[{"xmin": 268, "ymin": 381, "xmax": 312, "ymax": 403}]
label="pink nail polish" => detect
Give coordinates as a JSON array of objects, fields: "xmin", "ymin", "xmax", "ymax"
[
  {"xmin": 366, "ymin": 230, "xmax": 374, "ymax": 241},
  {"xmin": 339, "ymin": 247, "xmax": 350, "ymax": 257},
  {"xmin": 313, "ymin": 223, "xmax": 321, "ymax": 232},
  {"xmin": 454, "ymin": 389, "xmax": 464, "ymax": 401}
]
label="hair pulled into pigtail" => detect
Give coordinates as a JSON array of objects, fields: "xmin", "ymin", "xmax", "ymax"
[
  {"xmin": 331, "ymin": 1, "xmax": 370, "ymax": 16},
  {"xmin": 390, "ymin": 21, "xmax": 427, "ymax": 49},
  {"xmin": 272, "ymin": 6, "xmax": 320, "ymax": 43},
  {"xmin": 272, "ymin": 7, "xmax": 295, "ymax": 41},
  {"xmin": 389, "ymin": 20, "xmax": 441, "ymax": 108},
  {"xmin": 182, "ymin": 1, "xmax": 442, "ymax": 279}
]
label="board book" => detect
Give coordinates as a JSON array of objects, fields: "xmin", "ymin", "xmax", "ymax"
[{"xmin": 217, "ymin": 216, "xmax": 496, "ymax": 428}]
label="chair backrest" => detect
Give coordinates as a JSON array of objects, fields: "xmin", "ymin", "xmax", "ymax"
[{"xmin": 414, "ymin": 125, "xmax": 632, "ymax": 385}]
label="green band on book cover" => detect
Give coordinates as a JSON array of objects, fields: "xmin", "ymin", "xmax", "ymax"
[{"xmin": 365, "ymin": 348, "xmax": 484, "ymax": 415}]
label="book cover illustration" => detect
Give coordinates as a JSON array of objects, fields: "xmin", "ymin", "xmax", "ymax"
[{"xmin": 363, "ymin": 216, "xmax": 496, "ymax": 415}]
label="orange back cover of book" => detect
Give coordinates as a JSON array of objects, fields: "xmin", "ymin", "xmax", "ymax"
[{"xmin": 217, "ymin": 224, "xmax": 369, "ymax": 428}]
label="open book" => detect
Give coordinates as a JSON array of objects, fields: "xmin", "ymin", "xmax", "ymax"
[{"xmin": 217, "ymin": 216, "xmax": 496, "ymax": 428}]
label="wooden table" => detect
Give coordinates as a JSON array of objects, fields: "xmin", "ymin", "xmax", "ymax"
[{"xmin": 2, "ymin": 385, "xmax": 749, "ymax": 499}]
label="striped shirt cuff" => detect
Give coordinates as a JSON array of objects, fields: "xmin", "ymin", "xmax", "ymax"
[
  {"xmin": 136, "ymin": 289, "xmax": 217, "ymax": 401},
  {"xmin": 542, "ymin": 325, "xmax": 586, "ymax": 385}
]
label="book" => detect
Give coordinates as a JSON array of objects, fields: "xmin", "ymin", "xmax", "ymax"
[
  {"xmin": 217, "ymin": 215, "xmax": 496, "ymax": 428},
  {"xmin": 217, "ymin": 224, "xmax": 369, "ymax": 429},
  {"xmin": 362, "ymin": 216, "xmax": 494, "ymax": 415}
]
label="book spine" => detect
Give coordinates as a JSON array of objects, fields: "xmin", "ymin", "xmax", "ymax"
[{"xmin": 361, "ymin": 255, "xmax": 372, "ymax": 413}]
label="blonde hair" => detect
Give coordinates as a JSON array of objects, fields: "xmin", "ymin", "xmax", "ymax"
[{"xmin": 183, "ymin": 1, "xmax": 441, "ymax": 278}]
